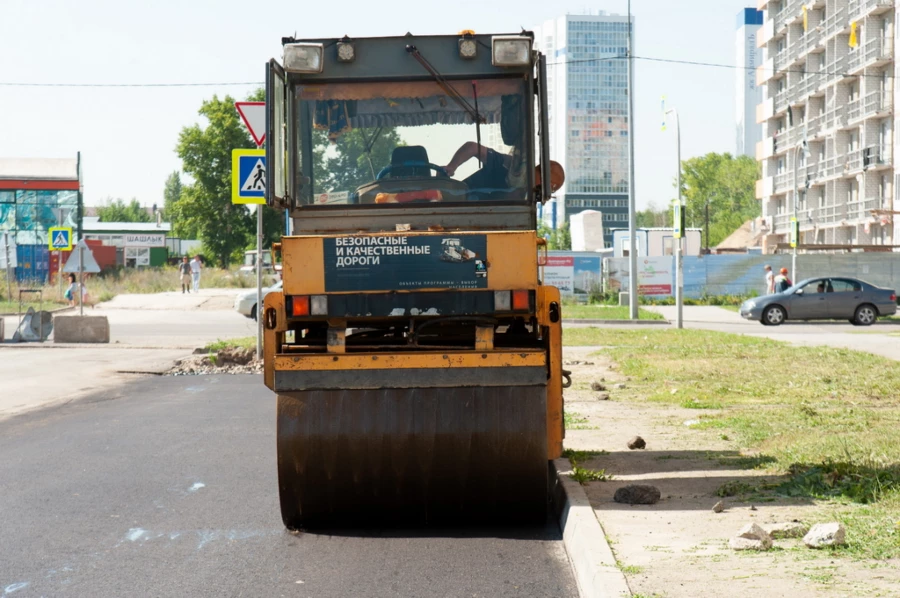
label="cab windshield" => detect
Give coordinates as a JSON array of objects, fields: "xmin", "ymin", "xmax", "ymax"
[{"xmin": 294, "ymin": 78, "xmax": 531, "ymax": 207}]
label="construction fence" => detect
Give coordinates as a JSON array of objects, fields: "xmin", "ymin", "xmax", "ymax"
[{"xmin": 603, "ymin": 253, "xmax": 900, "ymax": 298}]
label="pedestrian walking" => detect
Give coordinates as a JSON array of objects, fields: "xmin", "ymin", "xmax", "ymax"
[
  {"xmin": 774, "ymin": 267, "xmax": 793, "ymax": 293},
  {"xmin": 190, "ymin": 255, "xmax": 202, "ymax": 292},
  {"xmin": 64, "ymin": 273, "xmax": 87, "ymax": 306},
  {"xmin": 178, "ymin": 256, "xmax": 192, "ymax": 294},
  {"xmin": 764, "ymin": 264, "xmax": 775, "ymax": 294}
]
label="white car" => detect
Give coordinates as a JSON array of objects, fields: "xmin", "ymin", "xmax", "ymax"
[{"xmin": 234, "ymin": 281, "xmax": 282, "ymax": 320}]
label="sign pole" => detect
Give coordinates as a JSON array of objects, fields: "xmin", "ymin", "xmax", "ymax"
[
  {"xmin": 57, "ymin": 209, "xmax": 64, "ymax": 300},
  {"xmin": 78, "ymin": 244, "xmax": 84, "ymax": 316},
  {"xmin": 256, "ymin": 204, "xmax": 263, "ymax": 360},
  {"xmin": 666, "ymin": 107, "xmax": 684, "ymax": 330},
  {"xmin": 4, "ymin": 233, "xmax": 11, "ymax": 302}
]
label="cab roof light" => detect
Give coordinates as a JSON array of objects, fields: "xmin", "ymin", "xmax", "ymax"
[
  {"xmin": 284, "ymin": 43, "xmax": 324, "ymax": 73},
  {"xmin": 491, "ymin": 36, "xmax": 532, "ymax": 67}
]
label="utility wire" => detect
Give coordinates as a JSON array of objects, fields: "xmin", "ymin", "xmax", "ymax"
[{"xmin": 0, "ymin": 53, "xmax": 888, "ymax": 86}]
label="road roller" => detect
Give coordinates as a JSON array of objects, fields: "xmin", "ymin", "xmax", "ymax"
[{"xmin": 262, "ymin": 31, "xmax": 565, "ymax": 529}]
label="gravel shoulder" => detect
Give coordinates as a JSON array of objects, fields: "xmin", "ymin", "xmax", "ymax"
[{"xmin": 563, "ymin": 346, "xmax": 900, "ymax": 598}]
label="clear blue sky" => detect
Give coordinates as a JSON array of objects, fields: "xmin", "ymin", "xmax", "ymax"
[{"xmin": 1, "ymin": 0, "xmax": 755, "ymax": 211}]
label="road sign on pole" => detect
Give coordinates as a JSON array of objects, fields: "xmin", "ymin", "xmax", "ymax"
[
  {"xmin": 49, "ymin": 227, "xmax": 73, "ymax": 251},
  {"xmin": 790, "ymin": 217, "xmax": 799, "ymax": 248},
  {"xmin": 232, "ymin": 149, "xmax": 267, "ymax": 204},
  {"xmin": 235, "ymin": 102, "xmax": 266, "ymax": 147}
]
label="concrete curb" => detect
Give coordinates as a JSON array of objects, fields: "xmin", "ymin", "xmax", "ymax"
[
  {"xmin": 552, "ymin": 458, "xmax": 631, "ymax": 598},
  {"xmin": 564, "ymin": 318, "xmax": 670, "ymax": 325}
]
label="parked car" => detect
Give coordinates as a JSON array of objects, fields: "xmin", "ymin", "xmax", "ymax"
[
  {"xmin": 233, "ymin": 281, "xmax": 282, "ymax": 321},
  {"xmin": 740, "ymin": 277, "xmax": 897, "ymax": 326}
]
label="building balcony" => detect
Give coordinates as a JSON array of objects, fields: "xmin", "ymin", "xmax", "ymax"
[
  {"xmin": 846, "ymin": 199, "xmax": 865, "ymax": 221},
  {"xmin": 847, "ymin": 100, "xmax": 862, "ymax": 122},
  {"xmin": 774, "ymin": 171, "xmax": 792, "ymax": 193},
  {"xmin": 774, "ymin": 87, "xmax": 789, "ymax": 110},
  {"xmin": 863, "ymin": 196, "xmax": 890, "ymax": 213},
  {"xmin": 816, "ymin": 204, "xmax": 847, "ymax": 222},
  {"xmin": 825, "ymin": 53, "xmax": 850, "ymax": 84},
  {"xmin": 757, "ymin": 96, "xmax": 775, "ymax": 124},
  {"xmin": 863, "ymin": 145, "xmax": 890, "ymax": 170},
  {"xmin": 807, "ymin": 113, "xmax": 825, "ymax": 137},
  {"xmin": 862, "ymin": 90, "xmax": 892, "ymax": 120},
  {"xmin": 759, "ymin": 17, "xmax": 776, "ymax": 47},
  {"xmin": 822, "ymin": 5, "xmax": 848, "ymax": 40},
  {"xmin": 863, "ymin": 36, "xmax": 893, "ymax": 68},
  {"xmin": 774, "ymin": 213, "xmax": 791, "ymax": 230},
  {"xmin": 757, "ymin": 57, "xmax": 775, "ymax": 86},
  {"xmin": 803, "ymin": 28, "xmax": 823, "ymax": 53},
  {"xmin": 849, "ymin": 0, "xmax": 894, "ymax": 21}
]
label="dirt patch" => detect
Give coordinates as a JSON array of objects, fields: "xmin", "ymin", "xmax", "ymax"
[
  {"xmin": 168, "ymin": 347, "xmax": 262, "ymax": 376},
  {"xmin": 562, "ymin": 346, "xmax": 900, "ymax": 598}
]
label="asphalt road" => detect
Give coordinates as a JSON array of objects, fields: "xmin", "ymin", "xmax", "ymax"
[{"xmin": 0, "ymin": 375, "xmax": 577, "ymax": 598}]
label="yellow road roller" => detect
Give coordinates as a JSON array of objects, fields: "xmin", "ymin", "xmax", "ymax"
[{"xmin": 262, "ymin": 31, "xmax": 565, "ymax": 528}]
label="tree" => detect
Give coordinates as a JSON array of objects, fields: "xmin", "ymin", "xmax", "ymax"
[
  {"xmin": 678, "ymin": 153, "xmax": 760, "ymax": 249},
  {"xmin": 537, "ymin": 221, "xmax": 571, "ymax": 250},
  {"xmin": 636, "ymin": 203, "xmax": 669, "ymax": 228},
  {"xmin": 96, "ymin": 198, "xmax": 152, "ymax": 223},
  {"xmin": 176, "ymin": 94, "xmax": 256, "ymax": 268},
  {"xmin": 322, "ymin": 128, "xmax": 402, "ymax": 192},
  {"xmin": 162, "ymin": 171, "xmax": 191, "ymax": 236}
]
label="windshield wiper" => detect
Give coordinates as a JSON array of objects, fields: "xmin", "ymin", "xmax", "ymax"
[{"xmin": 405, "ymin": 45, "xmax": 485, "ymax": 125}]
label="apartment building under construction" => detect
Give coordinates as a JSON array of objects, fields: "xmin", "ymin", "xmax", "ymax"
[{"xmin": 756, "ymin": 0, "xmax": 900, "ymax": 252}]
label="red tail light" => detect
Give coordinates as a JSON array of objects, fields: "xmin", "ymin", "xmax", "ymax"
[
  {"xmin": 891, "ymin": 293, "xmax": 897, "ymax": 302},
  {"xmin": 291, "ymin": 296, "xmax": 310, "ymax": 316}
]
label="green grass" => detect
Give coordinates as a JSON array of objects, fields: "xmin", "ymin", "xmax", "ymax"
[
  {"xmin": 570, "ymin": 466, "xmax": 612, "ymax": 484},
  {"xmin": 574, "ymin": 327, "xmax": 900, "ymax": 559},
  {"xmin": 562, "ymin": 304, "xmax": 666, "ymax": 320},
  {"xmin": 203, "ymin": 337, "xmax": 256, "ymax": 352},
  {"xmin": 0, "ymin": 299, "xmax": 67, "ymax": 314},
  {"xmin": 619, "ymin": 564, "xmax": 644, "ymax": 575},
  {"xmin": 563, "ymin": 410, "xmax": 596, "ymax": 430}
]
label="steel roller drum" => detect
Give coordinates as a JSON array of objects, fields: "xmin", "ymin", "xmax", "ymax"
[{"xmin": 276, "ymin": 385, "xmax": 548, "ymax": 529}]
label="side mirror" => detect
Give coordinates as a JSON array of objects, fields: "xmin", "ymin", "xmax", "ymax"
[{"xmin": 795, "ymin": 288, "xmax": 804, "ymax": 296}]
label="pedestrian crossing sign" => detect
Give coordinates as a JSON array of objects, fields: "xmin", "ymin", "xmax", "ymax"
[
  {"xmin": 48, "ymin": 227, "xmax": 73, "ymax": 251},
  {"xmin": 232, "ymin": 148, "xmax": 267, "ymax": 205}
]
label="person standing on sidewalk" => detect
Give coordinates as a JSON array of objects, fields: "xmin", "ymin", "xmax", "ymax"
[
  {"xmin": 178, "ymin": 256, "xmax": 192, "ymax": 294},
  {"xmin": 764, "ymin": 265, "xmax": 775, "ymax": 295},
  {"xmin": 190, "ymin": 255, "xmax": 202, "ymax": 292}
]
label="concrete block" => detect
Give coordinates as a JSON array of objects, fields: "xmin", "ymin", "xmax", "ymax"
[{"xmin": 53, "ymin": 315, "xmax": 110, "ymax": 344}]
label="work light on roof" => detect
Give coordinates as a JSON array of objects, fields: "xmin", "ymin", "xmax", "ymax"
[
  {"xmin": 337, "ymin": 37, "xmax": 355, "ymax": 63},
  {"xmin": 458, "ymin": 32, "xmax": 477, "ymax": 59},
  {"xmin": 491, "ymin": 36, "xmax": 532, "ymax": 67},
  {"xmin": 284, "ymin": 43, "xmax": 324, "ymax": 73}
]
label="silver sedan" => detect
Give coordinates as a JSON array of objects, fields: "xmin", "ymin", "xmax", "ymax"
[
  {"xmin": 740, "ymin": 277, "xmax": 897, "ymax": 326},
  {"xmin": 233, "ymin": 281, "xmax": 283, "ymax": 321}
]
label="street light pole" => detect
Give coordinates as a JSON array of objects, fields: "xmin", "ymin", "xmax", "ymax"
[
  {"xmin": 792, "ymin": 142, "xmax": 808, "ymax": 281},
  {"xmin": 626, "ymin": 0, "xmax": 639, "ymax": 319},
  {"xmin": 666, "ymin": 108, "xmax": 683, "ymax": 330}
]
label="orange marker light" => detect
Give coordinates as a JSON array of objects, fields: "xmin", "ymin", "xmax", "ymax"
[
  {"xmin": 291, "ymin": 296, "xmax": 310, "ymax": 316},
  {"xmin": 512, "ymin": 290, "xmax": 530, "ymax": 311}
]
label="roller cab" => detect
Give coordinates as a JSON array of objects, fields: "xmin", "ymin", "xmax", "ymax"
[{"xmin": 263, "ymin": 32, "xmax": 563, "ymax": 529}]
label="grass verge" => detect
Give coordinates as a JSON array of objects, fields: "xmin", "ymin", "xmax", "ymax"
[
  {"xmin": 574, "ymin": 327, "xmax": 900, "ymax": 559},
  {"xmin": 203, "ymin": 336, "xmax": 255, "ymax": 352},
  {"xmin": 563, "ymin": 304, "xmax": 666, "ymax": 320}
]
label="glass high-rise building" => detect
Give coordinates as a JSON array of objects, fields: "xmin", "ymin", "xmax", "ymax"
[{"xmin": 535, "ymin": 11, "xmax": 632, "ymax": 248}]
